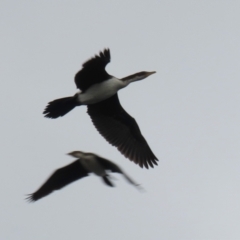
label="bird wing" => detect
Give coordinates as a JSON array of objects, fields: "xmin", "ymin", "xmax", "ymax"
[
  {"xmin": 97, "ymin": 156, "xmax": 123, "ymax": 173},
  {"xmin": 74, "ymin": 49, "xmax": 111, "ymax": 91},
  {"xmin": 97, "ymin": 156, "xmax": 142, "ymax": 189},
  {"xmin": 26, "ymin": 160, "xmax": 89, "ymax": 202},
  {"xmin": 87, "ymin": 94, "xmax": 158, "ymax": 169}
]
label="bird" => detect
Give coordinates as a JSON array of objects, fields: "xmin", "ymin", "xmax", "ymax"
[
  {"xmin": 43, "ymin": 49, "xmax": 158, "ymax": 169},
  {"xmin": 26, "ymin": 151, "xmax": 142, "ymax": 202}
]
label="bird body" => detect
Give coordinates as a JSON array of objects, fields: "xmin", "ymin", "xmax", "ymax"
[
  {"xmin": 26, "ymin": 151, "xmax": 142, "ymax": 202},
  {"xmin": 43, "ymin": 49, "xmax": 158, "ymax": 168},
  {"xmin": 72, "ymin": 152, "xmax": 106, "ymax": 176},
  {"xmin": 77, "ymin": 77, "xmax": 126, "ymax": 105}
]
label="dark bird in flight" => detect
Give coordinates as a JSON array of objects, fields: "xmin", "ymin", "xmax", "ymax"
[
  {"xmin": 26, "ymin": 151, "xmax": 142, "ymax": 202},
  {"xmin": 43, "ymin": 49, "xmax": 158, "ymax": 168}
]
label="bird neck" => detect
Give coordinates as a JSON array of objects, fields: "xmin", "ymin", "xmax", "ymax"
[{"xmin": 120, "ymin": 73, "xmax": 142, "ymax": 86}]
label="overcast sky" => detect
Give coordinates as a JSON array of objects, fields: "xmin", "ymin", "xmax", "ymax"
[{"xmin": 1, "ymin": 1, "xmax": 240, "ymax": 239}]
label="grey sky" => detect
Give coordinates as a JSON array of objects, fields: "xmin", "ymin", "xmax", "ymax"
[{"xmin": 1, "ymin": 1, "xmax": 240, "ymax": 239}]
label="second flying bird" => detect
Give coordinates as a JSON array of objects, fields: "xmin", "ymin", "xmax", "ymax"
[{"xmin": 44, "ymin": 49, "xmax": 158, "ymax": 168}]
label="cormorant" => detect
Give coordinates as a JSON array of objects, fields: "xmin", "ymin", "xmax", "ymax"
[
  {"xmin": 43, "ymin": 49, "xmax": 158, "ymax": 168},
  {"xmin": 26, "ymin": 151, "xmax": 142, "ymax": 202}
]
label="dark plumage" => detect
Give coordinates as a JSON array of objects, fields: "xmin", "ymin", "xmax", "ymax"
[
  {"xmin": 75, "ymin": 49, "xmax": 111, "ymax": 91},
  {"xmin": 87, "ymin": 95, "xmax": 158, "ymax": 168}
]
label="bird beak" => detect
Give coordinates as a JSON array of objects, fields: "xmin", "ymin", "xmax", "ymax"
[{"xmin": 146, "ymin": 71, "xmax": 156, "ymax": 76}]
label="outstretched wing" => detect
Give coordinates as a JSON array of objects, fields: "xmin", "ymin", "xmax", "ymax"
[
  {"xmin": 75, "ymin": 49, "xmax": 111, "ymax": 91},
  {"xmin": 97, "ymin": 156, "xmax": 142, "ymax": 189},
  {"xmin": 87, "ymin": 94, "xmax": 158, "ymax": 169},
  {"xmin": 26, "ymin": 160, "xmax": 89, "ymax": 202},
  {"xmin": 97, "ymin": 156, "xmax": 123, "ymax": 173}
]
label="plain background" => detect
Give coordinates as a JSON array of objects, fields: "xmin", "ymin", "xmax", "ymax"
[{"xmin": 1, "ymin": 1, "xmax": 240, "ymax": 239}]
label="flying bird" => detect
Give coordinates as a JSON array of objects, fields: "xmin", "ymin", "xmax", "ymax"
[
  {"xmin": 43, "ymin": 49, "xmax": 158, "ymax": 168},
  {"xmin": 26, "ymin": 151, "xmax": 142, "ymax": 202}
]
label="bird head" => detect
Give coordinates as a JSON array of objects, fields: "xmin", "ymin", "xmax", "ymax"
[
  {"xmin": 121, "ymin": 71, "xmax": 156, "ymax": 84},
  {"xmin": 67, "ymin": 151, "xmax": 85, "ymax": 158},
  {"xmin": 135, "ymin": 71, "xmax": 156, "ymax": 80}
]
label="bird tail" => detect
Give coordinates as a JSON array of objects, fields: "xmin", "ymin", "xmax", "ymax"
[
  {"xmin": 43, "ymin": 94, "xmax": 81, "ymax": 118},
  {"xmin": 102, "ymin": 175, "xmax": 114, "ymax": 187}
]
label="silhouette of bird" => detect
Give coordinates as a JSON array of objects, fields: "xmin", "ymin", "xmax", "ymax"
[
  {"xmin": 26, "ymin": 151, "xmax": 142, "ymax": 202},
  {"xmin": 43, "ymin": 49, "xmax": 158, "ymax": 168}
]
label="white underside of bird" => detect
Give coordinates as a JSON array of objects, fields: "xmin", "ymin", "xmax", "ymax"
[
  {"xmin": 79, "ymin": 156, "xmax": 107, "ymax": 177},
  {"xmin": 77, "ymin": 77, "xmax": 126, "ymax": 105}
]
